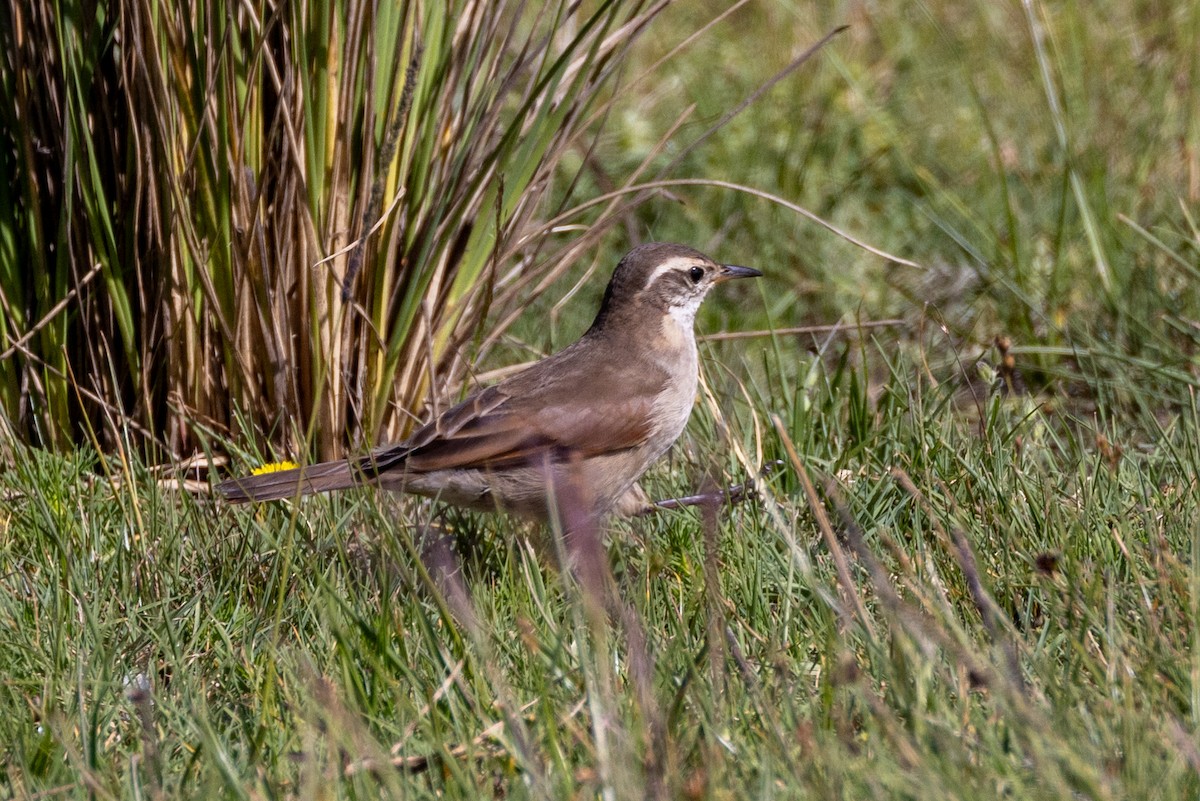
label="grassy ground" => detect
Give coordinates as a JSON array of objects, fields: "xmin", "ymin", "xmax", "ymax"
[{"xmin": 4, "ymin": 1, "xmax": 1200, "ymax": 798}]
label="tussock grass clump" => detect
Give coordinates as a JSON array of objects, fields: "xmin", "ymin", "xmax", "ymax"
[{"xmin": 1, "ymin": 0, "xmax": 667, "ymax": 458}]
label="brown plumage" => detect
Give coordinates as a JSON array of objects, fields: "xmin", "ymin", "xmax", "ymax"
[{"xmin": 216, "ymin": 242, "xmax": 761, "ymax": 523}]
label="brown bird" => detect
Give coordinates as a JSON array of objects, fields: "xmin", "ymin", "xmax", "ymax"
[{"xmin": 217, "ymin": 242, "xmax": 761, "ymax": 528}]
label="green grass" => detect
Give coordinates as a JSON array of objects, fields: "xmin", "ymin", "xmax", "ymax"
[
  {"xmin": 4, "ymin": 0, "xmax": 1200, "ymax": 798},
  {"xmin": 2, "ymin": 351, "xmax": 1198, "ymax": 798}
]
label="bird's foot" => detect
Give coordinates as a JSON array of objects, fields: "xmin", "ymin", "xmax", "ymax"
[{"xmin": 635, "ymin": 460, "xmax": 784, "ymax": 516}]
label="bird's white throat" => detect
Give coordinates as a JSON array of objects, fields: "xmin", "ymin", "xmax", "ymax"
[
  {"xmin": 667, "ymin": 293, "xmax": 704, "ymax": 330},
  {"xmin": 657, "ymin": 294, "xmax": 703, "ymax": 365}
]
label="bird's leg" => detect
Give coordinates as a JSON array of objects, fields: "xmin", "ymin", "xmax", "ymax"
[
  {"xmin": 633, "ymin": 460, "xmax": 784, "ymax": 516},
  {"xmin": 540, "ymin": 454, "xmax": 610, "ymax": 588}
]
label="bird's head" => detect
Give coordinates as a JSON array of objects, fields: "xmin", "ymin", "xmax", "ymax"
[{"xmin": 591, "ymin": 242, "xmax": 762, "ymax": 332}]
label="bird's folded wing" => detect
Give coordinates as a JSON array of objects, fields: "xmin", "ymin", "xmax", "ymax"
[{"xmin": 361, "ymin": 384, "xmax": 655, "ymax": 475}]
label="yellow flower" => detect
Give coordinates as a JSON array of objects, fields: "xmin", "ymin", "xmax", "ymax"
[{"xmin": 250, "ymin": 460, "xmax": 299, "ymax": 476}]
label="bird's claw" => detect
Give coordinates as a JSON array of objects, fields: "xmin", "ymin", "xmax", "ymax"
[{"xmin": 639, "ymin": 460, "xmax": 784, "ymax": 515}]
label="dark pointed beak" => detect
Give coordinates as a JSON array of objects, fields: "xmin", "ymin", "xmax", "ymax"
[{"xmin": 716, "ymin": 264, "xmax": 763, "ymax": 282}]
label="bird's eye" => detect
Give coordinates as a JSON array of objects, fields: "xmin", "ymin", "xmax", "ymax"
[{"xmin": 688, "ymin": 266, "xmax": 705, "ymax": 284}]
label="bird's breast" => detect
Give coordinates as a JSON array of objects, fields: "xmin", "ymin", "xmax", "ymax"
[{"xmin": 646, "ymin": 314, "xmax": 700, "ymax": 451}]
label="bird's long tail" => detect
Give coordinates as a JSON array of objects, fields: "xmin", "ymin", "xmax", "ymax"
[{"xmin": 216, "ymin": 460, "xmax": 361, "ymax": 503}]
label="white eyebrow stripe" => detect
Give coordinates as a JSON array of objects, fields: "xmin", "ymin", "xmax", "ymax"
[{"xmin": 643, "ymin": 256, "xmax": 705, "ymax": 289}]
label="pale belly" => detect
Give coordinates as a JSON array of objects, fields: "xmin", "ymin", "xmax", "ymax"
[{"xmin": 380, "ymin": 436, "xmax": 684, "ymax": 523}]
